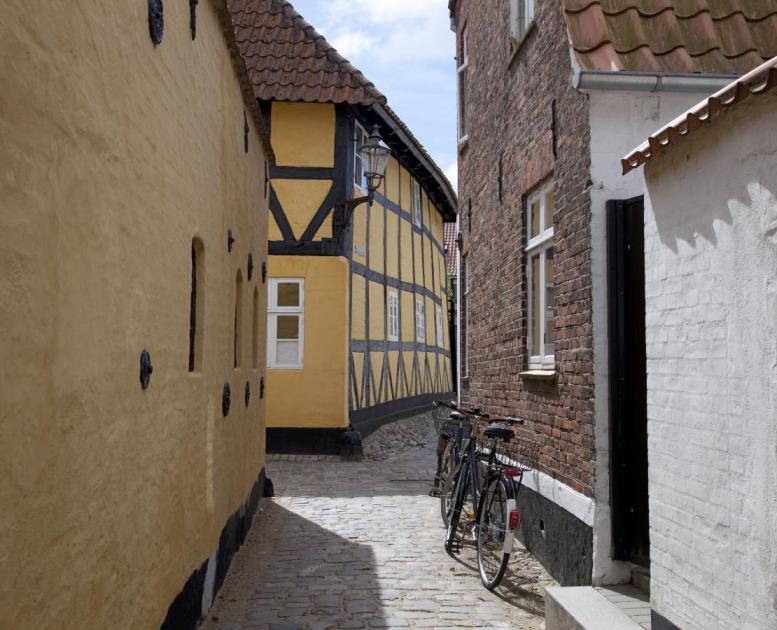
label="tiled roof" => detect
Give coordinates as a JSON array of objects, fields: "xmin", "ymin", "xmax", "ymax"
[
  {"xmin": 563, "ymin": 0, "xmax": 777, "ymax": 74},
  {"xmin": 228, "ymin": 0, "xmax": 385, "ymax": 105},
  {"xmin": 622, "ymin": 56, "xmax": 777, "ymax": 173},
  {"xmin": 444, "ymin": 223, "xmax": 458, "ymax": 277}
]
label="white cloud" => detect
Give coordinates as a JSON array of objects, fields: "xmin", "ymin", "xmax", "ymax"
[
  {"xmin": 444, "ymin": 161, "xmax": 458, "ymax": 192},
  {"xmin": 330, "ymin": 31, "xmax": 374, "ymax": 59}
]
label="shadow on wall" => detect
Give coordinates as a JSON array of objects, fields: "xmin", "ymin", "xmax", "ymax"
[{"xmin": 204, "ymin": 503, "xmax": 386, "ymax": 628}]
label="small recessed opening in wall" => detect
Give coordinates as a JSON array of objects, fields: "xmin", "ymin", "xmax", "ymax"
[
  {"xmin": 189, "ymin": 238, "xmax": 205, "ymax": 372},
  {"xmin": 539, "ymin": 519, "xmax": 546, "ymax": 538},
  {"xmin": 234, "ymin": 269, "xmax": 243, "ymax": 368},
  {"xmin": 252, "ymin": 286, "xmax": 259, "ymax": 369}
]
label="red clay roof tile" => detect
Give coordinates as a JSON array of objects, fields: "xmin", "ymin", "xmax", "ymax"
[
  {"xmin": 622, "ymin": 56, "xmax": 777, "ymax": 172},
  {"xmin": 227, "ymin": 0, "xmax": 385, "ymax": 105},
  {"xmin": 563, "ymin": 0, "xmax": 777, "ymax": 74}
]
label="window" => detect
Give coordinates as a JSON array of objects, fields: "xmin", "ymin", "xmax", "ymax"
[
  {"xmin": 354, "ymin": 121, "xmax": 368, "ymax": 191},
  {"xmin": 412, "ymin": 180, "xmax": 422, "ymax": 227},
  {"xmin": 188, "ymin": 238, "xmax": 205, "ymax": 372},
  {"xmin": 415, "ymin": 297, "xmax": 426, "ymax": 343},
  {"xmin": 435, "ymin": 305, "xmax": 444, "ymax": 347},
  {"xmin": 234, "ymin": 269, "xmax": 243, "ymax": 368},
  {"xmin": 388, "ymin": 290, "xmax": 399, "ymax": 342},
  {"xmin": 457, "ymin": 25, "xmax": 469, "ymax": 140},
  {"xmin": 268, "ymin": 279, "xmax": 304, "ymax": 369},
  {"xmin": 526, "ymin": 180, "xmax": 555, "ymax": 369},
  {"xmin": 510, "ymin": 0, "xmax": 535, "ymax": 44}
]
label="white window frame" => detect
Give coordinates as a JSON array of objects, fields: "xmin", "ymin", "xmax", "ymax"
[
  {"xmin": 510, "ymin": 0, "xmax": 535, "ymax": 44},
  {"xmin": 457, "ymin": 24, "xmax": 469, "ymax": 141},
  {"xmin": 354, "ymin": 121, "xmax": 368, "ymax": 192},
  {"xmin": 412, "ymin": 180, "xmax": 423, "ymax": 227},
  {"xmin": 387, "ymin": 290, "xmax": 399, "ymax": 342},
  {"xmin": 415, "ymin": 297, "xmax": 426, "ymax": 343},
  {"xmin": 267, "ymin": 278, "xmax": 304, "ymax": 370},
  {"xmin": 526, "ymin": 180, "xmax": 555, "ymax": 370},
  {"xmin": 435, "ymin": 305, "xmax": 444, "ymax": 347}
]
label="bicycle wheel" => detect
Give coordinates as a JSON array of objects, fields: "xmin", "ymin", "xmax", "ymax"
[
  {"xmin": 438, "ymin": 439, "xmax": 456, "ymax": 525},
  {"xmin": 476, "ymin": 474, "xmax": 516, "ymax": 590},
  {"xmin": 445, "ymin": 460, "xmax": 470, "ymax": 552}
]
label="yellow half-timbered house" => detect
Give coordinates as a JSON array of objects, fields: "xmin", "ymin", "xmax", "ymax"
[{"xmin": 232, "ymin": 0, "xmax": 457, "ymax": 451}]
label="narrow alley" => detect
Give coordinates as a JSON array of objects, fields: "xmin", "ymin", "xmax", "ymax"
[{"xmin": 202, "ymin": 416, "xmax": 553, "ymax": 630}]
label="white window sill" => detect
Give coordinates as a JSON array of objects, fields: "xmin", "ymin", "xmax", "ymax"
[
  {"xmin": 268, "ymin": 366, "xmax": 303, "ymax": 372},
  {"xmin": 457, "ymin": 135, "xmax": 469, "ymax": 153},
  {"xmin": 520, "ymin": 369, "xmax": 556, "ymax": 380}
]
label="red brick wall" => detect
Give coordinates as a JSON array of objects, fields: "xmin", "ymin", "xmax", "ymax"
[{"xmin": 454, "ymin": 0, "xmax": 595, "ymax": 496}]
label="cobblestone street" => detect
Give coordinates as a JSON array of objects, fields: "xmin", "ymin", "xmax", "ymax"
[{"xmin": 202, "ymin": 415, "xmax": 553, "ymax": 630}]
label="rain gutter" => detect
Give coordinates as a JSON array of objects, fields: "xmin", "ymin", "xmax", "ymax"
[{"xmin": 574, "ymin": 69, "xmax": 740, "ymax": 93}]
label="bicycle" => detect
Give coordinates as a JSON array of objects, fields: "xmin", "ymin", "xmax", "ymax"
[
  {"xmin": 431, "ymin": 400, "xmax": 489, "ymax": 526},
  {"xmin": 444, "ymin": 413, "xmax": 539, "ymax": 590}
]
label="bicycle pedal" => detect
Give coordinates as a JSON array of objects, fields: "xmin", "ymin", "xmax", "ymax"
[
  {"xmin": 446, "ymin": 540, "xmax": 462, "ymax": 553},
  {"xmin": 429, "ymin": 489, "xmax": 441, "ymax": 497}
]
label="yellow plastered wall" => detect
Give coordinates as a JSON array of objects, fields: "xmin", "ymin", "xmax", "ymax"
[
  {"xmin": 385, "ymin": 157, "xmax": 401, "ymax": 205},
  {"xmin": 352, "ymin": 203, "xmax": 367, "ymax": 264},
  {"xmin": 368, "ymin": 203, "xmax": 385, "ymax": 273},
  {"xmin": 0, "ymin": 2, "xmax": 269, "ymax": 628},
  {"xmin": 400, "ymin": 219, "xmax": 414, "ymax": 281},
  {"xmin": 369, "ymin": 281, "xmax": 385, "ymax": 341},
  {"xmin": 271, "ymin": 102, "xmax": 335, "ymax": 167},
  {"xmin": 351, "ymin": 274, "xmax": 366, "ymax": 341},
  {"xmin": 266, "ymin": 256, "xmax": 349, "ymax": 428},
  {"xmin": 386, "ymin": 211, "xmax": 399, "ymax": 280},
  {"xmin": 401, "ymin": 290, "xmax": 415, "ymax": 342},
  {"xmin": 413, "ymin": 232, "xmax": 424, "ymax": 282},
  {"xmin": 272, "ymin": 179, "xmax": 332, "ymax": 241}
]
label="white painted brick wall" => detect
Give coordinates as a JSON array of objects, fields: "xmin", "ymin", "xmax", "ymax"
[{"xmin": 642, "ymin": 91, "xmax": 777, "ymax": 630}]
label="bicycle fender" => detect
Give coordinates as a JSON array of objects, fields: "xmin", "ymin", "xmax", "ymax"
[{"xmin": 503, "ymin": 498, "xmax": 517, "ymax": 554}]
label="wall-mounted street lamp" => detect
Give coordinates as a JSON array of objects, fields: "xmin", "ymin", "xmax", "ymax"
[{"xmin": 342, "ymin": 124, "xmax": 391, "ymax": 224}]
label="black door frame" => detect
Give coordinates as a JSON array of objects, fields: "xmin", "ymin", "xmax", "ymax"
[{"xmin": 607, "ymin": 196, "xmax": 650, "ymax": 566}]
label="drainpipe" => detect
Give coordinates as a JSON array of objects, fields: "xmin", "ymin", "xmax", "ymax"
[
  {"xmin": 573, "ymin": 69, "xmax": 739, "ymax": 93},
  {"xmin": 455, "ymin": 214, "xmax": 462, "ymax": 404}
]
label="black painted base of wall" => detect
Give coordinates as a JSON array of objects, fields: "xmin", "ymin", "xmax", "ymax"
[
  {"xmin": 514, "ymin": 482, "xmax": 593, "ymax": 586},
  {"xmin": 652, "ymin": 610, "xmax": 682, "ymax": 630},
  {"xmin": 266, "ymin": 428, "xmax": 346, "ymax": 455},
  {"xmin": 161, "ymin": 467, "xmax": 270, "ymax": 630},
  {"xmin": 350, "ymin": 392, "xmax": 454, "ymax": 438}
]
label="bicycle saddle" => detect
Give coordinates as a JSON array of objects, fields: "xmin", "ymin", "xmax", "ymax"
[
  {"xmin": 448, "ymin": 411, "xmax": 466, "ymax": 421},
  {"xmin": 484, "ymin": 422, "xmax": 513, "ymax": 441}
]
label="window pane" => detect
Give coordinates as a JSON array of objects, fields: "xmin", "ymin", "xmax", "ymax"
[
  {"xmin": 276, "ymin": 340, "xmax": 299, "ymax": 366},
  {"xmin": 277, "ymin": 283, "xmax": 299, "ymax": 307},
  {"xmin": 545, "ymin": 248, "xmax": 555, "ymax": 357},
  {"xmin": 458, "ymin": 71, "xmax": 467, "ymax": 137},
  {"xmin": 545, "ymin": 189, "xmax": 555, "ymax": 231},
  {"xmin": 530, "ymin": 198, "xmax": 541, "ymax": 238},
  {"xmin": 276, "ymin": 315, "xmax": 299, "ymax": 340},
  {"xmin": 531, "ymin": 254, "xmax": 541, "ymax": 357}
]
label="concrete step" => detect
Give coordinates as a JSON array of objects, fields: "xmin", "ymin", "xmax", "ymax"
[{"xmin": 545, "ymin": 585, "xmax": 651, "ymax": 630}]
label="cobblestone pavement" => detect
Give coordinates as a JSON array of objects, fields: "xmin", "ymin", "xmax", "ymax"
[{"xmin": 204, "ymin": 416, "xmax": 554, "ymax": 630}]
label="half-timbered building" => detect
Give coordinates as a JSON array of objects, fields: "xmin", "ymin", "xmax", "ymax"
[{"xmin": 231, "ymin": 0, "xmax": 457, "ymax": 452}]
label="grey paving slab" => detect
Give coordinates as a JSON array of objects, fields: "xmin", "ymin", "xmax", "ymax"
[{"xmin": 202, "ymin": 415, "xmax": 552, "ymax": 630}]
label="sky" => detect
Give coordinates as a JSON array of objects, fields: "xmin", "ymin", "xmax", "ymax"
[{"xmin": 288, "ymin": 0, "xmax": 459, "ymax": 190}]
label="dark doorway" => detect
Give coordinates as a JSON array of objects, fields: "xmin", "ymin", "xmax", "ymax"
[{"xmin": 607, "ymin": 197, "xmax": 649, "ymax": 567}]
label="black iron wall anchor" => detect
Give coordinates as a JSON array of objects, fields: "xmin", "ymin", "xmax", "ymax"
[
  {"xmin": 140, "ymin": 350, "xmax": 153, "ymax": 390},
  {"xmin": 245, "ymin": 381, "xmax": 251, "ymax": 407},
  {"xmin": 189, "ymin": 0, "xmax": 198, "ymax": 40},
  {"xmin": 247, "ymin": 254, "xmax": 254, "ymax": 281},
  {"xmin": 259, "ymin": 376, "xmax": 265, "ymax": 399},
  {"xmin": 222, "ymin": 382, "xmax": 231, "ymax": 417},
  {"xmin": 244, "ymin": 110, "xmax": 249, "ymax": 154},
  {"xmin": 148, "ymin": 0, "xmax": 164, "ymax": 45},
  {"xmin": 261, "ymin": 261, "xmax": 267, "ymax": 284},
  {"xmin": 227, "ymin": 229, "xmax": 235, "ymax": 252}
]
